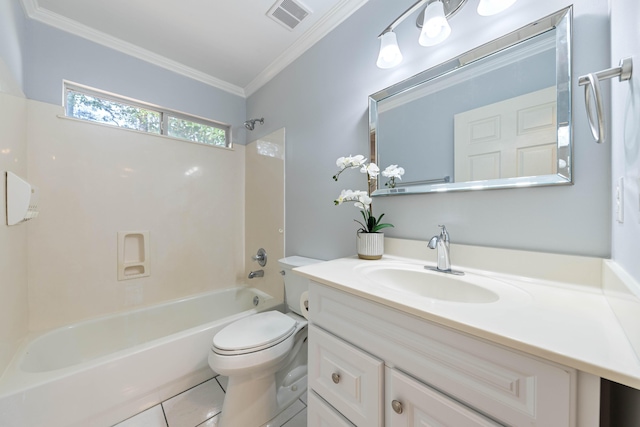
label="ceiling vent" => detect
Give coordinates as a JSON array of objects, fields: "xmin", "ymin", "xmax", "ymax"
[{"xmin": 268, "ymin": 0, "xmax": 311, "ymax": 31}]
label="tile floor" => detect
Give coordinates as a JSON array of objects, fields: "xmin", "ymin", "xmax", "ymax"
[{"xmin": 113, "ymin": 375, "xmax": 307, "ymax": 427}]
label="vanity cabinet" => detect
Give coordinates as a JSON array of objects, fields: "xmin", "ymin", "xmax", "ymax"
[{"xmin": 307, "ymin": 281, "xmax": 578, "ymax": 427}]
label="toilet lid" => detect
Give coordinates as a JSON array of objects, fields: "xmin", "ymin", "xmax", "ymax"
[{"xmin": 213, "ymin": 311, "xmax": 297, "ymax": 353}]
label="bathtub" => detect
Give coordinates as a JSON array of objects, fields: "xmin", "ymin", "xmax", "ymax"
[{"xmin": 0, "ymin": 286, "xmax": 280, "ymax": 427}]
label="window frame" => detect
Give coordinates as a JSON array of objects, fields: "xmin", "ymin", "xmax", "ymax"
[{"xmin": 63, "ymin": 81, "xmax": 232, "ymax": 148}]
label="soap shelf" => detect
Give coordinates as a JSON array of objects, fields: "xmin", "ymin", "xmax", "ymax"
[{"xmin": 117, "ymin": 231, "xmax": 150, "ymax": 280}]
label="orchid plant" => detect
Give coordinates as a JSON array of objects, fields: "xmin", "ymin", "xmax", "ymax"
[
  {"xmin": 382, "ymin": 164, "xmax": 405, "ymax": 189},
  {"xmin": 333, "ymin": 155, "xmax": 401, "ymax": 233}
]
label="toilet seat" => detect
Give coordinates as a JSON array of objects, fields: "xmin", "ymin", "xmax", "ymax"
[{"xmin": 212, "ymin": 311, "xmax": 297, "ymax": 356}]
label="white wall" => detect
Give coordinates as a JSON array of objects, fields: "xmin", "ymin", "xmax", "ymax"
[
  {"xmin": 0, "ymin": 90, "xmax": 28, "ymax": 375},
  {"xmin": 247, "ymin": 0, "xmax": 612, "ymax": 260},
  {"xmin": 26, "ymin": 100, "xmax": 246, "ymax": 330}
]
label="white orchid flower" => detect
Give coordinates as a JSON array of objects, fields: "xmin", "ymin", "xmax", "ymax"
[
  {"xmin": 336, "ymin": 155, "xmax": 366, "ymax": 170},
  {"xmin": 382, "ymin": 164, "xmax": 405, "ymax": 180},
  {"xmin": 334, "ymin": 189, "xmax": 368, "ymax": 205},
  {"xmin": 354, "ymin": 194, "xmax": 372, "ymax": 210},
  {"xmin": 334, "ymin": 155, "xmax": 368, "ymax": 181},
  {"xmin": 360, "ymin": 162, "xmax": 380, "ymax": 178}
]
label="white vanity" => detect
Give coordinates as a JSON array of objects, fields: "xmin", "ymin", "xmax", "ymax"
[{"xmin": 295, "ymin": 238, "xmax": 640, "ymax": 427}]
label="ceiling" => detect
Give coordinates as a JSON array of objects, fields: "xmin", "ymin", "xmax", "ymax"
[{"xmin": 20, "ymin": 0, "xmax": 369, "ymax": 97}]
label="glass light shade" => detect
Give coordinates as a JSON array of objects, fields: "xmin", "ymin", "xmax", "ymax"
[
  {"xmin": 418, "ymin": 1, "xmax": 451, "ymax": 47},
  {"xmin": 477, "ymin": 0, "xmax": 517, "ymax": 16},
  {"xmin": 376, "ymin": 31, "xmax": 403, "ymax": 69}
]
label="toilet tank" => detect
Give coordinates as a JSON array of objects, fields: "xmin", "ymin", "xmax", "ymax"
[{"xmin": 278, "ymin": 256, "xmax": 323, "ymax": 315}]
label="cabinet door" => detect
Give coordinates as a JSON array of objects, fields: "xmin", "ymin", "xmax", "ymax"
[
  {"xmin": 386, "ymin": 367, "xmax": 502, "ymax": 427},
  {"xmin": 308, "ymin": 325, "xmax": 383, "ymax": 427},
  {"xmin": 307, "ymin": 391, "xmax": 356, "ymax": 427}
]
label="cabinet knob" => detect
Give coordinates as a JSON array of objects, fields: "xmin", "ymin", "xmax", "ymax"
[
  {"xmin": 331, "ymin": 372, "xmax": 341, "ymax": 384},
  {"xmin": 391, "ymin": 400, "xmax": 403, "ymax": 414}
]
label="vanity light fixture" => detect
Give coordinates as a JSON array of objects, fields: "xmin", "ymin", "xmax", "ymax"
[
  {"xmin": 376, "ymin": 31, "xmax": 403, "ymax": 69},
  {"xmin": 376, "ymin": 0, "xmax": 517, "ymax": 69},
  {"xmin": 419, "ymin": 1, "xmax": 451, "ymax": 46}
]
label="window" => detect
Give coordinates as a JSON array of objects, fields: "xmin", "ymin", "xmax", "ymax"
[{"xmin": 64, "ymin": 82, "xmax": 231, "ymax": 148}]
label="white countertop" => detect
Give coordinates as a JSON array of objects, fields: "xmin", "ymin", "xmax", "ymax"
[{"xmin": 295, "ymin": 252, "xmax": 640, "ymax": 390}]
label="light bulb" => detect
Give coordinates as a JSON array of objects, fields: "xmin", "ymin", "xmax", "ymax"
[
  {"xmin": 377, "ymin": 31, "xmax": 403, "ymax": 69},
  {"xmin": 477, "ymin": 0, "xmax": 517, "ymax": 16},
  {"xmin": 419, "ymin": 1, "xmax": 451, "ymax": 47}
]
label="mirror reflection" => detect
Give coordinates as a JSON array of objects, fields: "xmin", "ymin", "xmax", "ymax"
[{"xmin": 370, "ymin": 7, "xmax": 572, "ymax": 195}]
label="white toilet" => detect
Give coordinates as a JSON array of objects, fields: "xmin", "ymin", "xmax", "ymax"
[{"xmin": 208, "ymin": 256, "xmax": 322, "ymax": 427}]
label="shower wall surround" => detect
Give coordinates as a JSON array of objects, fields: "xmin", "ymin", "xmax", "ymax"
[
  {"xmin": 26, "ymin": 99, "xmax": 247, "ymax": 331},
  {"xmin": 245, "ymin": 129, "xmax": 286, "ymax": 300},
  {"xmin": 0, "ymin": 90, "xmax": 28, "ymax": 376}
]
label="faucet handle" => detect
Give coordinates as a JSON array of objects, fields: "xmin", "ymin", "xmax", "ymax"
[
  {"xmin": 438, "ymin": 225, "xmax": 449, "ymax": 242},
  {"xmin": 252, "ymin": 248, "xmax": 267, "ymax": 267}
]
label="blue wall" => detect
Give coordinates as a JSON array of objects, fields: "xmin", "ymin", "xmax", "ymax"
[
  {"xmin": 248, "ymin": 0, "xmax": 612, "ymax": 260},
  {"xmin": 0, "ymin": 0, "xmax": 26, "ymax": 91},
  {"xmin": 22, "ymin": 20, "xmax": 248, "ymax": 145}
]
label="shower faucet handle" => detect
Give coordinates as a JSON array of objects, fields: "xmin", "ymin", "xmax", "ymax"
[{"xmin": 252, "ymin": 248, "xmax": 267, "ymax": 267}]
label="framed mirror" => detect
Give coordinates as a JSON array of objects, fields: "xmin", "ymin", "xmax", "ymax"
[{"xmin": 370, "ymin": 7, "xmax": 572, "ymax": 196}]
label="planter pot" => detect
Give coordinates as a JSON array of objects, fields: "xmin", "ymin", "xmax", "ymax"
[{"xmin": 356, "ymin": 232, "xmax": 384, "ymax": 260}]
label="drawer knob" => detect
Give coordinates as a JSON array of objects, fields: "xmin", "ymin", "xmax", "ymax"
[
  {"xmin": 391, "ymin": 400, "xmax": 403, "ymax": 414},
  {"xmin": 331, "ymin": 372, "xmax": 341, "ymax": 384}
]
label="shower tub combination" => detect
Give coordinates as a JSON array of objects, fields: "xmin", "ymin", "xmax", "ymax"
[{"xmin": 0, "ymin": 286, "xmax": 280, "ymax": 427}]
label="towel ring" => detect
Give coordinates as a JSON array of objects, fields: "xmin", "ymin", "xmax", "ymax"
[
  {"xmin": 578, "ymin": 57, "xmax": 633, "ymax": 144},
  {"xmin": 584, "ymin": 73, "xmax": 605, "ymax": 143}
]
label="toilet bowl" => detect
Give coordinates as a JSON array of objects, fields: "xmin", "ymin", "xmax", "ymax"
[{"xmin": 207, "ymin": 256, "xmax": 322, "ymax": 427}]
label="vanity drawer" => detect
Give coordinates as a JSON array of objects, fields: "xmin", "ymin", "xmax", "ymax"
[
  {"xmin": 308, "ymin": 325, "xmax": 383, "ymax": 427},
  {"xmin": 307, "ymin": 391, "xmax": 356, "ymax": 427},
  {"xmin": 310, "ymin": 282, "xmax": 576, "ymax": 427},
  {"xmin": 386, "ymin": 367, "xmax": 501, "ymax": 427}
]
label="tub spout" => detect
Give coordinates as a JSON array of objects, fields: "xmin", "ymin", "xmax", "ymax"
[{"xmin": 248, "ymin": 269, "xmax": 264, "ymax": 279}]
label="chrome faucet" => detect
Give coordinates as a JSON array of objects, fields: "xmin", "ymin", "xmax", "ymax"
[
  {"xmin": 248, "ymin": 269, "xmax": 264, "ymax": 279},
  {"xmin": 427, "ymin": 225, "xmax": 464, "ymax": 275}
]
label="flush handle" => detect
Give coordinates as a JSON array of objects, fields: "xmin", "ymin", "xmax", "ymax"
[
  {"xmin": 391, "ymin": 400, "xmax": 403, "ymax": 414},
  {"xmin": 331, "ymin": 373, "xmax": 340, "ymax": 384}
]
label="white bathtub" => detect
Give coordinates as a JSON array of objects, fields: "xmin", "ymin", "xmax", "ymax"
[{"xmin": 0, "ymin": 286, "xmax": 280, "ymax": 427}]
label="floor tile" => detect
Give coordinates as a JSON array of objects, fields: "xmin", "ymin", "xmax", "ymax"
[
  {"xmin": 281, "ymin": 408, "xmax": 307, "ymax": 427},
  {"xmin": 113, "ymin": 404, "xmax": 167, "ymax": 427},
  {"xmin": 196, "ymin": 414, "xmax": 219, "ymax": 426},
  {"xmin": 262, "ymin": 399, "xmax": 305, "ymax": 427},
  {"xmin": 163, "ymin": 379, "xmax": 225, "ymax": 427},
  {"xmin": 215, "ymin": 375, "xmax": 228, "ymax": 392}
]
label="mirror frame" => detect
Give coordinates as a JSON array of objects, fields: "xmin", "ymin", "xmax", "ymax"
[{"xmin": 369, "ymin": 6, "xmax": 572, "ymax": 196}]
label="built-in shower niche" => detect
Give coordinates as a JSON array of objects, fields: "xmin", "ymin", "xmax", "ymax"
[{"xmin": 117, "ymin": 231, "xmax": 150, "ymax": 280}]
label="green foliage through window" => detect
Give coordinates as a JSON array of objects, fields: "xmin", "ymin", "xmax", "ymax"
[
  {"xmin": 64, "ymin": 83, "xmax": 230, "ymax": 147},
  {"xmin": 168, "ymin": 116, "xmax": 227, "ymax": 146}
]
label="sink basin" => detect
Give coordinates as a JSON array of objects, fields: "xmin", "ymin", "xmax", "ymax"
[{"xmin": 357, "ymin": 263, "xmax": 522, "ymax": 304}]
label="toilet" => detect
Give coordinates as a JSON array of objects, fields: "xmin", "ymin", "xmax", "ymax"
[{"xmin": 208, "ymin": 256, "xmax": 322, "ymax": 427}]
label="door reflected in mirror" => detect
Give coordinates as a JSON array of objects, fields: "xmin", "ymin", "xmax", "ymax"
[{"xmin": 370, "ymin": 7, "xmax": 572, "ymax": 195}]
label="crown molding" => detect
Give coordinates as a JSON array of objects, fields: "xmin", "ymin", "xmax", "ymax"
[
  {"xmin": 20, "ymin": 0, "xmax": 246, "ymax": 97},
  {"xmin": 244, "ymin": 0, "xmax": 369, "ymax": 97},
  {"xmin": 21, "ymin": 0, "xmax": 370, "ymax": 99}
]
